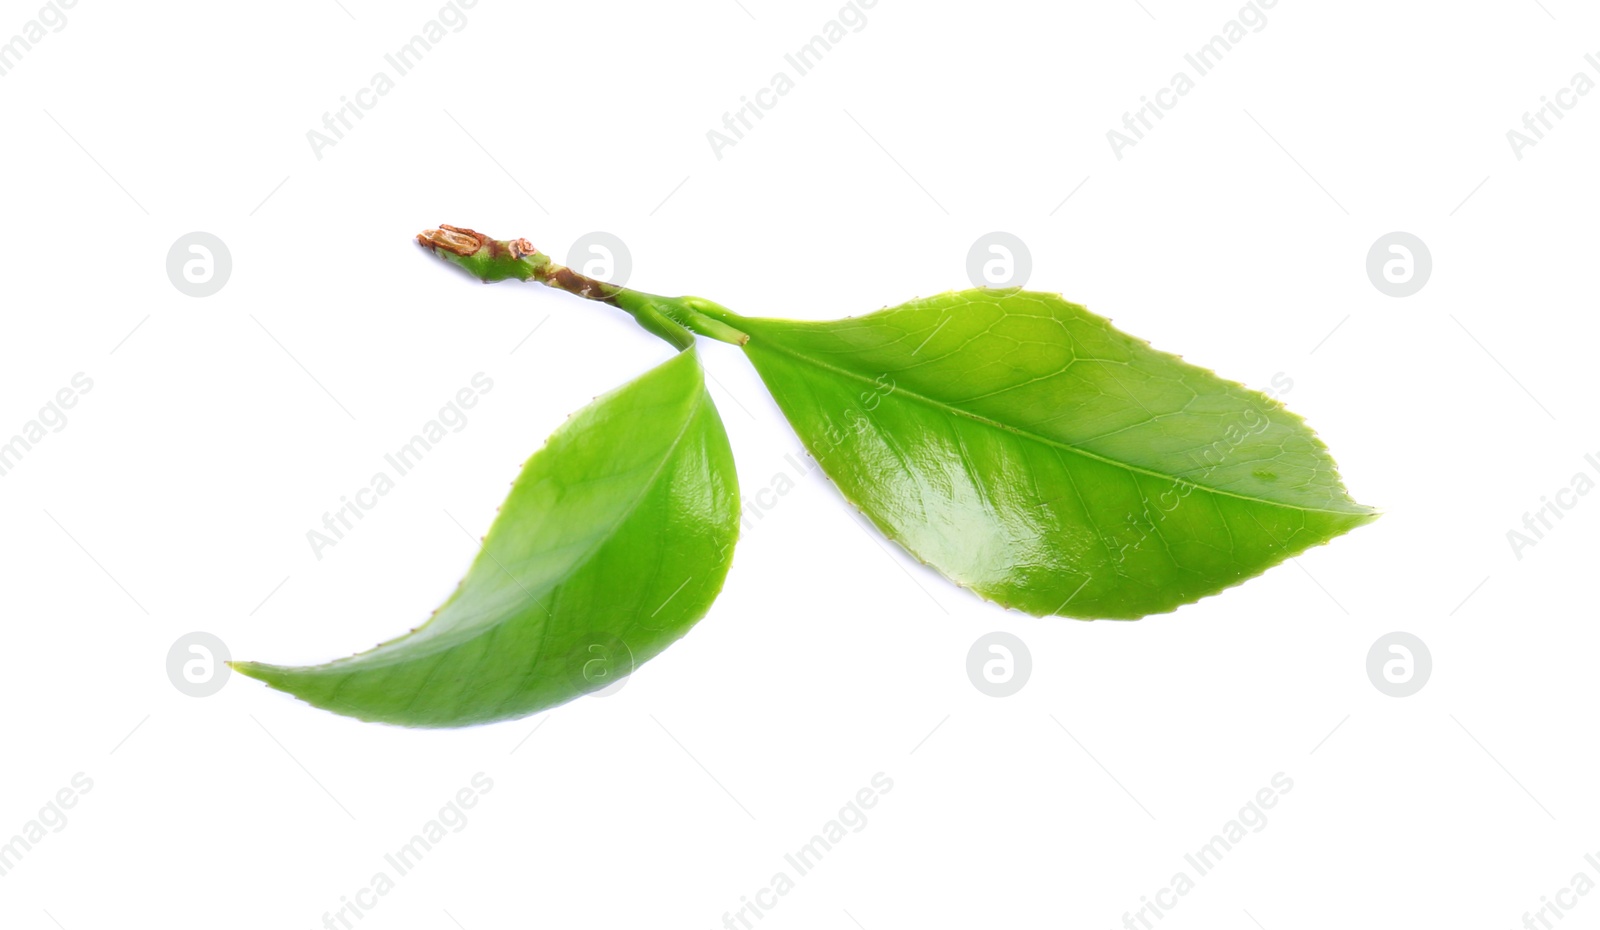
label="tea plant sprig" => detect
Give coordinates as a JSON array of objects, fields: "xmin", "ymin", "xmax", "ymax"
[{"xmin": 232, "ymin": 225, "xmax": 1376, "ymax": 728}]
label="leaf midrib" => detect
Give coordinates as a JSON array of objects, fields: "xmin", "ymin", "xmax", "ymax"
[{"xmin": 749, "ymin": 337, "xmax": 1370, "ymax": 518}]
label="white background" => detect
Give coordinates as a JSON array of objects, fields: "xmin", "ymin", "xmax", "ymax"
[{"xmin": 1, "ymin": 1, "xmax": 1597, "ymax": 928}]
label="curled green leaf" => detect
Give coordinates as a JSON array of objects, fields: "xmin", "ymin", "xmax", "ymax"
[{"xmin": 234, "ymin": 349, "xmax": 739, "ymax": 726}]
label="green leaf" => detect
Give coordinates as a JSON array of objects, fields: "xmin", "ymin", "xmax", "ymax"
[
  {"xmin": 721, "ymin": 289, "xmax": 1374, "ymax": 619},
  {"xmin": 234, "ymin": 349, "xmax": 739, "ymax": 726}
]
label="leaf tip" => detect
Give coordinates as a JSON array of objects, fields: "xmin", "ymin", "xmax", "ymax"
[{"xmin": 228, "ymin": 660, "xmax": 273, "ymax": 683}]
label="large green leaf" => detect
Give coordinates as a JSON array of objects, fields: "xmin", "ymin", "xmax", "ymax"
[
  {"xmin": 719, "ymin": 289, "xmax": 1374, "ymax": 619},
  {"xmin": 234, "ymin": 349, "xmax": 739, "ymax": 726}
]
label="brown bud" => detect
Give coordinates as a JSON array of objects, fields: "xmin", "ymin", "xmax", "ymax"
[
  {"xmin": 488, "ymin": 236, "xmax": 539, "ymax": 260},
  {"xmin": 416, "ymin": 225, "xmax": 486, "ymax": 256}
]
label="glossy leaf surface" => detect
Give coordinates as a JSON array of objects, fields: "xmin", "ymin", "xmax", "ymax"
[
  {"xmin": 725, "ymin": 289, "xmax": 1374, "ymax": 619},
  {"xmin": 235, "ymin": 349, "xmax": 739, "ymax": 726}
]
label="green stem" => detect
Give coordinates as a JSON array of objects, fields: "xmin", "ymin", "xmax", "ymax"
[{"xmin": 416, "ymin": 226, "xmax": 749, "ymax": 351}]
